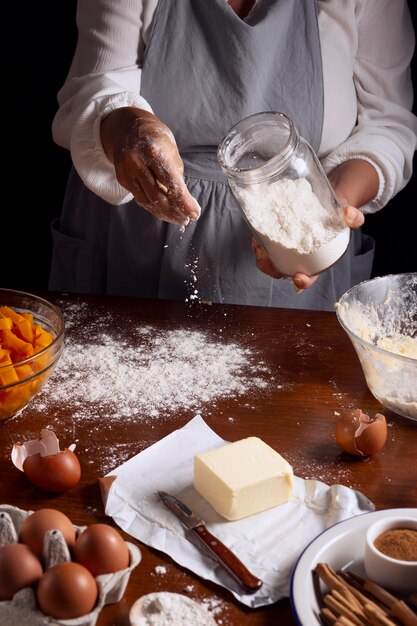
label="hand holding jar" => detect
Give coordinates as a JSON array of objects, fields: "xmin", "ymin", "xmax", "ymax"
[{"xmin": 218, "ymin": 112, "xmax": 371, "ymax": 291}]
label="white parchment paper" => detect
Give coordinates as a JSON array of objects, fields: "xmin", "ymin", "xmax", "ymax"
[{"xmin": 103, "ymin": 415, "xmax": 374, "ymax": 608}]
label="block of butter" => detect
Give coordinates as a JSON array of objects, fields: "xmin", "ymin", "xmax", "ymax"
[{"xmin": 194, "ymin": 437, "xmax": 293, "ymax": 521}]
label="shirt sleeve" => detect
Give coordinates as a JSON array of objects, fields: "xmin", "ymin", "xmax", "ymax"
[
  {"xmin": 320, "ymin": 0, "xmax": 417, "ymax": 214},
  {"xmin": 52, "ymin": 0, "xmax": 156, "ymax": 205}
]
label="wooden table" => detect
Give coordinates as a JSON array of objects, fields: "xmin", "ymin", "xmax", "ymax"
[{"xmin": 1, "ymin": 292, "xmax": 416, "ymax": 625}]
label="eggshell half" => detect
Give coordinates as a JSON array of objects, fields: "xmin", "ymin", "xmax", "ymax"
[
  {"xmin": 22, "ymin": 449, "xmax": 81, "ymax": 493},
  {"xmin": 335, "ymin": 409, "xmax": 387, "ymax": 456}
]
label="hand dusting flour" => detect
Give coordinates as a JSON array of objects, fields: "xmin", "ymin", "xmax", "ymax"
[
  {"xmin": 235, "ymin": 177, "xmax": 345, "ymax": 253},
  {"xmin": 30, "ymin": 301, "xmax": 270, "ymax": 422}
]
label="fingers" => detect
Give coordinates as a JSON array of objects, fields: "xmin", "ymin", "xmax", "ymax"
[
  {"xmin": 150, "ymin": 156, "xmax": 201, "ymax": 222},
  {"xmin": 292, "ymin": 273, "xmax": 318, "ymax": 291},
  {"xmin": 107, "ymin": 108, "xmax": 201, "ymax": 226},
  {"xmin": 131, "ymin": 179, "xmax": 189, "ymax": 225},
  {"xmin": 252, "ymin": 238, "xmax": 320, "ymax": 292},
  {"xmin": 116, "ymin": 148, "xmax": 199, "ymax": 226},
  {"xmin": 135, "ymin": 119, "xmax": 201, "ymax": 222},
  {"xmin": 343, "ymin": 205, "xmax": 364, "ymax": 229},
  {"xmin": 155, "ymin": 174, "xmax": 201, "ymax": 223},
  {"xmin": 251, "ymin": 238, "xmax": 285, "ymax": 279}
]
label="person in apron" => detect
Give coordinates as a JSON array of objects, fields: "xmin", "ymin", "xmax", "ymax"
[{"xmin": 49, "ymin": 0, "xmax": 413, "ymax": 310}]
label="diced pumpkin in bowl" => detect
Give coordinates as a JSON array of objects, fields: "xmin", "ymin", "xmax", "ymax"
[
  {"xmin": 0, "ymin": 305, "xmax": 25, "ymax": 325},
  {"xmin": 34, "ymin": 326, "xmax": 54, "ymax": 349},
  {"xmin": 0, "ymin": 294, "xmax": 64, "ymax": 421},
  {"xmin": 16, "ymin": 317, "xmax": 35, "ymax": 343},
  {"xmin": 0, "ymin": 317, "xmax": 12, "ymax": 331},
  {"xmin": 0, "ymin": 364, "xmax": 20, "ymax": 386}
]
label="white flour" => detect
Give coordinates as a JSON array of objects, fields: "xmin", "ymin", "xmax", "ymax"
[
  {"xmin": 30, "ymin": 301, "xmax": 271, "ymax": 422},
  {"xmin": 129, "ymin": 592, "xmax": 217, "ymax": 626},
  {"xmin": 234, "ymin": 177, "xmax": 345, "ymax": 253}
]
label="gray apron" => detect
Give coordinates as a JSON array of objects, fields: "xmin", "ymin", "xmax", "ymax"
[{"xmin": 49, "ymin": 0, "xmax": 374, "ymax": 310}]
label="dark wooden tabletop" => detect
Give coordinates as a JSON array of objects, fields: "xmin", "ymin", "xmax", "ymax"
[{"xmin": 1, "ymin": 291, "xmax": 416, "ymax": 626}]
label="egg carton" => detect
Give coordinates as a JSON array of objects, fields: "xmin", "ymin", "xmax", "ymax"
[{"xmin": 0, "ymin": 504, "xmax": 142, "ymax": 626}]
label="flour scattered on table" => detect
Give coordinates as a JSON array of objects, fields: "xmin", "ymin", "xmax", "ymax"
[
  {"xmin": 30, "ymin": 301, "xmax": 272, "ymax": 423},
  {"xmin": 129, "ymin": 592, "xmax": 218, "ymax": 626}
]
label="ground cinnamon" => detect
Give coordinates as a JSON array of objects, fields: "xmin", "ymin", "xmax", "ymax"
[{"xmin": 374, "ymin": 528, "xmax": 417, "ymax": 562}]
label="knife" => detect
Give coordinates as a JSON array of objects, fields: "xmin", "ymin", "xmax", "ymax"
[{"xmin": 157, "ymin": 490, "xmax": 263, "ymax": 593}]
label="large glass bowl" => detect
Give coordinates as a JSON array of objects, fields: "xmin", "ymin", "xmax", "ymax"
[
  {"xmin": 336, "ymin": 273, "xmax": 417, "ymax": 421},
  {"xmin": 0, "ymin": 289, "xmax": 64, "ymax": 421}
]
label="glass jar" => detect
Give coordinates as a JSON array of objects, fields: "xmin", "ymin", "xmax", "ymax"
[{"xmin": 217, "ymin": 112, "xmax": 350, "ymax": 276}]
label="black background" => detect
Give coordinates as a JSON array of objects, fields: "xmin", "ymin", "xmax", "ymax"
[{"xmin": 5, "ymin": 2, "xmax": 417, "ymax": 292}]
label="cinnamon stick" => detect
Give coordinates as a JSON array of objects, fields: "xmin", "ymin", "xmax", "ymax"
[
  {"xmin": 344, "ymin": 570, "xmax": 417, "ymax": 626},
  {"xmin": 338, "ymin": 571, "xmax": 391, "ymax": 615},
  {"xmin": 324, "ymin": 593, "xmax": 369, "ymax": 626},
  {"xmin": 336, "ymin": 618, "xmax": 365, "ymax": 626},
  {"xmin": 315, "ymin": 563, "xmax": 365, "ymax": 610},
  {"xmin": 332, "ymin": 589, "xmax": 371, "ymax": 620},
  {"xmin": 321, "ymin": 607, "xmax": 340, "ymax": 626},
  {"xmin": 390, "ymin": 602, "xmax": 417, "ymax": 626},
  {"xmin": 315, "ymin": 563, "xmax": 417, "ymax": 626},
  {"xmin": 364, "ymin": 604, "xmax": 400, "ymax": 626},
  {"xmin": 321, "ymin": 605, "xmax": 363, "ymax": 626}
]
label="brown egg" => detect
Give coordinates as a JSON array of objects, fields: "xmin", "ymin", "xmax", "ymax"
[
  {"xmin": 0, "ymin": 543, "xmax": 43, "ymax": 600},
  {"xmin": 22, "ymin": 449, "xmax": 81, "ymax": 493},
  {"xmin": 335, "ymin": 409, "xmax": 387, "ymax": 456},
  {"xmin": 73, "ymin": 523, "xmax": 130, "ymax": 576},
  {"xmin": 37, "ymin": 561, "xmax": 98, "ymax": 619},
  {"xmin": 19, "ymin": 508, "xmax": 76, "ymax": 557}
]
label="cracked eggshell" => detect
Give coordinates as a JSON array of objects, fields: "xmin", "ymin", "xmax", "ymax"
[
  {"xmin": 12, "ymin": 429, "xmax": 81, "ymax": 493},
  {"xmin": 335, "ymin": 409, "xmax": 387, "ymax": 456},
  {"xmin": 0, "ymin": 505, "xmax": 142, "ymax": 626}
]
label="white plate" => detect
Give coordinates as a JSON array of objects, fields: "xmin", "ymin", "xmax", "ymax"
[{"xmin": 290, "ymin": 507, "xmax": 417, "ymax": 626}]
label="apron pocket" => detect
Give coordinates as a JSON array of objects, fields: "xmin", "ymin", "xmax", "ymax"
[
  {"xmin": 351, "ymin": 231, "xmax": 375, "ymax": 286},
  {"xmin": 49, "ymin": 218, "xmax": 100, "ymax": 293}
]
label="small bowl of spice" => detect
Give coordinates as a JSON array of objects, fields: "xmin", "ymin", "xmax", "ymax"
[{"xmin": 364, "ymin": 515, "xmax": 417, "ymax": 595}]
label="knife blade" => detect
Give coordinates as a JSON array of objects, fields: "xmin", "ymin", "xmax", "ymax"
[{"xmin": 157, "ymin": 490, "xmax": 263, "ymax": 593}]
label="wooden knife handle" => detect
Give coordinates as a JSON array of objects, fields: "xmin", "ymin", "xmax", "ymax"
[{"xmin": 191, "ymin": 523, "xmax": 263, "ymax": 593}]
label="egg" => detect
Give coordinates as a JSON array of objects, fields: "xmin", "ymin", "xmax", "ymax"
[
  {"xmin": 37, "ymin": 561, "xmax": 98, "ymax": 619},
  {"xmin": 335, "ymin": 409, "xmax": 387, "ymax": 456},
  {"xmin": 22, "ymin": 448, "xmax": 81, "ymax": 493},
  {"xmin": 0, "ymin": 543, "xmax": 43, "ymax": 600},
  {"xmin": 12, "ymin": 429, "xmax": 81, "ymax": 493},
  {"xmin": 73, "ymin": 523, "xmax": 130, "ymax": 576},
  {"xmin": 19, "ymin": 508, "xmax": 76, "ymax": 557}
]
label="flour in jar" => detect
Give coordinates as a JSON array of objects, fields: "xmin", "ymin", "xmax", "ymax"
[{"xmin": 235, "ymin": 177, "xmax": 345, "ymax": 253}]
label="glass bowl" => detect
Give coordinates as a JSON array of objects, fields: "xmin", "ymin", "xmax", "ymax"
[
  {"xmin": 0, "ymin": 289, "xmax": 64, "ymax": 421},
  {"xmin": 335, "ymin": 273, "xmax": 417, "ymax": 421}
]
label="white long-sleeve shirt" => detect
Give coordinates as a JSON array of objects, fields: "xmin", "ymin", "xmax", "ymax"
[{"xmin": 52, "ymin": 0, "xmax": 417, "ymax": 213}]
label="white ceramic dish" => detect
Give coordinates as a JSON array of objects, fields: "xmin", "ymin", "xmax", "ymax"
[
  {"xmin": 364, "ymin": 515, "xmax": 417, "ymax": 595},
  {"xmin": 290, "ymin": 508, "xmax": 417, "ymax": 626}
]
